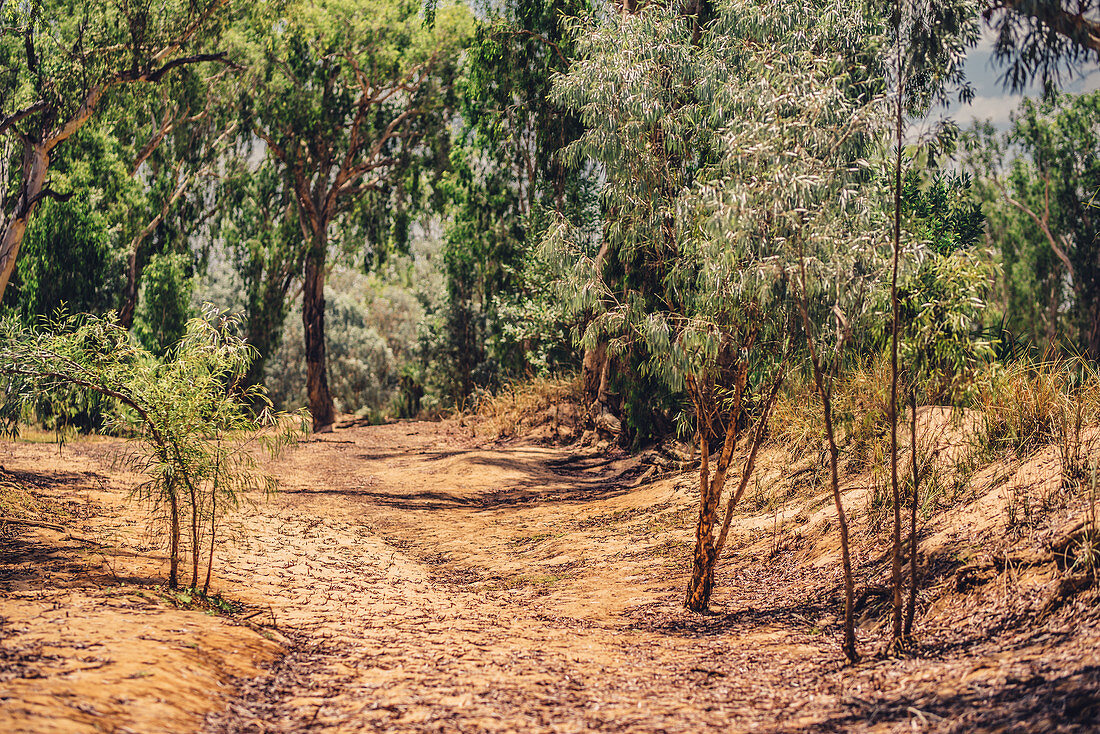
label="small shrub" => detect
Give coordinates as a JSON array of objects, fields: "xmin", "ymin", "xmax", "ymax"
[{"xmin": 0, "ymin": 307, "xmax": 306, "ymax": 591}]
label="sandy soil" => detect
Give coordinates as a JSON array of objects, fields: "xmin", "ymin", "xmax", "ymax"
[{"xmin": 1, "ymin": 420, "xmax": 1098, "ymax": 733}]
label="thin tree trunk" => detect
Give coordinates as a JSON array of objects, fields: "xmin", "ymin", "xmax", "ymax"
[
  {"xmin": 888, "ymin": 23, "xmax": 905, "ymax": 646},
  {"xmin": 821, "ymin": 374, "xmax": 859, "ymax": 662},
  {"xmin": 708, "ymin": 365, "xmax": 787, "ymax": 559},
  {"xmin": 713, "ymin": 357, "xmax": 788, "ymax": 560},
  {"xmin": 188, "ymin": 475, "xmax": 200, "ymax": 590},
  {"xmin": 303, "ymin": 230, "xmax": 335, "ymax": 432},
  {"xmin": 794, "ymin": 254, "xmax": 859, "ymax": 663},
  {"xmin": 118, "ymin": 171, "xmax": 191, "ymax": 329},
  {"xmin": 203, "ymin": 451, "xmax": 219, "ymax": 596},
  {"xmin": 904, "ymin": 387, "xmax": 920, "ymax": 636},
  {"xmin": 684, "ymin": 354, "xmax": 753, "ymax": 612},
  {"xmin": 685, "ymin": 379, "xmax": 717, "ymax": 612},
  {"xmin": 168, "ymin": 483, "xmax": 180, "ymax": 589}
]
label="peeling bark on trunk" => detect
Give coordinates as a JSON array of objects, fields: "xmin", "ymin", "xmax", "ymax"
[
  {"xmin": 685, "ymin": 388, "xmax": 717, "ymax": 612},
  {"xmin": 303, "ymin": 233, "xmax": 335, "ymax": 432},
  {"xmin": 684, "ymin": 355, "xmax": 752, "ymax": 613},
  {"xmin": 581, "ymin": 342, "xmax": 608, "ymax": 410},
  {"xmin": 0, "ymin": 144, "xmax": 49, "ymax": 299}
]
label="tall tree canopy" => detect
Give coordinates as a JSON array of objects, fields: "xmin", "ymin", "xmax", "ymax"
[
  {"xmin": 235, "ymin": 0, "xmax": 472, "ymax": 431},
  {"xmin": 0, "ymin": 0, "xmax": 233, "ymax": 300}
]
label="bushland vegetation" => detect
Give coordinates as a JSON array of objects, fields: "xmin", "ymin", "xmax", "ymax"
[{"xmin": 2, "ymin": 0, "xmax": 1099, "ymax": 662}]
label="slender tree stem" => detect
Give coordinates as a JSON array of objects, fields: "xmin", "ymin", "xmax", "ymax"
[
  {"xmin": 905, "ymin": 387, "xmax": 920, "ymax": 636},
  {"xmin": 889, "ymin": 0, "xmax": 906, "ymax": 648},
  {"xmin": 794, "ymin": 245, "xmax": 859, "ymax": 663}
]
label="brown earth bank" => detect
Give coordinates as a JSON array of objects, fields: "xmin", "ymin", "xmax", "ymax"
[{"xmin": 1, "ymin": 418, "xmax": 1098, "ymax": 733}]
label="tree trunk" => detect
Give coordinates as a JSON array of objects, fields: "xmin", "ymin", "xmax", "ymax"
[
  {"xmin": 168, "ymin": 484, "xmax": 180, "ymax": 589},
  {"xmin": 0, "ymin": 143, "xmax": 50, "ymax": 301},
  {"xmin": 888, "ymin": 13, "xmax": 905, "ymax": 647},
  {"xmin": 1087, "ymin": 296, "xmax": 1100, "ymax": 361},
  {"xmin": 188, "ymin": 478, "xmax": 200, "ymax": 590},
  {"xmin": 904, "ymin": 388, "xmax": 920, "ymax": 637},
  {"xmin": 582, "ymin": 239, "xmax": 612, "ymax": 413},
  {"xmin": 683, "ymin": 361, "xmax": 750, "ymax": 613},
  {"xmin": 581, "ymin": 342, "xmax": 608, "ymax": 410},
  {"xmin": 822, "ymin": 383, "xmax": 859, "ymax": 662},
  {"xmin": 794, "ymin": 251, "xmax": 859, "ymax": 663},
  {"xmin": 303, "ymin": 232, "xmax": 335, "ymax": 432},
  {"xmin": 685, "ymin": 396, "xmax": 718, "ymax": 612},
  {"xmin": 119, "ymin": 246, "xmax": 144, "ymax": 329},
  {"xmin": 685, "ymin": 519, "xmax": 717, "ymax": 611}
]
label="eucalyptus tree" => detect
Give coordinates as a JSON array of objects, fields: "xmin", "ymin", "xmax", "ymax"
[
  {"xmin": 545, "ymin": 0, "xmax": 891, "ymax": 640},
  {"xmin": 962, "ymin": 92, "xmax": 1100, "ymax": 357},
  {"xmin": 236, "ymin": 0, "xmax": 472, "ymax": 431},
  {"xmin": 438, "ymin": 0, "xmax": 594, "ymax": 401},
  {"xmin": 0, "ymin": 0, "xmax": 234, "ymax": 301},
  {"xmin": 882, "ymin": 0, "xmax": 978, "ymax": 648},
  {"xmin": 114, "ymin": 66, "xmax": 241, "ymax": 332},
  {"xmin": 214, "ymin": 160, "xmax": 305, "ymax": 392},
  {"xmin": 1, "ymin": 124, "xmax": 134, "ymax": 326},
  {"xmin": 574, "ymin": 0, "xmax": 713, "ymax": 425}
]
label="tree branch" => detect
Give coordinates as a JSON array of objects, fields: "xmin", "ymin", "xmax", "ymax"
[
  {"xmin": 141, "ymin": 52, "xmax": 235, "ymax": 84},
  {"xmin": 990, "ymin": 0, "xmax": 1100, "ymax": 55},
  {"xmin": 0, "ymin": 101, "xmax": 47, "ymax": 137},
  {"xmin": 27, "ymin": 186, "xmax": 74, "ymax": 208}
]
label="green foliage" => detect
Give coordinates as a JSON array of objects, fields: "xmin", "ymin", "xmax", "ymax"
[
  {"xmin": 1, "ymin": 125, "xmax": 135, "ymax": 321},
  {"xmin": 0, "ymin": 0, "xmax": 229, "ymax": 133},
  {"xmin": 985, "ymin": 0, "xmax": 1100, "ymax": 92},
  {"xmin": 234, "ymin": 0, "xmax": 471, "ymax": 243},
  {"xmin": 0, "ymin": 306, "xmax": 306, "ymax": 590},
  {"xmin": 266, "ymin": 266, "xmax": 428, "ymax": 415},
  {"xmin": 134, "ymin": 252, "xmax": 194, "ymax": 356},
  {"xmin": 431, "ymin": 0, "xmax": 596, "ymax": 402},
  {"xmin": 962, "ymin": 91, "xmax": 1100, "ymax": 357},
  {"xmin": 208, "ymin": 161, "xmax": 303, "ymax": 389},
  {"xmin": 894, "ymin": 170, "xmax": 994, "ymax": 400},
  {"xmin": 543, "ymin": 0, "xmax": 891, "ymax": 440}
]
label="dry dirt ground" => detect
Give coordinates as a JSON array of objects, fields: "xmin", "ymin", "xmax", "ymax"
[{"xmin": 1, "ymin": 419, "xmax": 1098, "ymax": 733}]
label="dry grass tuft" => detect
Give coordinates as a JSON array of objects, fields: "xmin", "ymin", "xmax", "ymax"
[
  {"xmin": 973, "ymin": 358, "xmax": 1100, "ymax": 478},
  {"xmin": 771, "ymin": 357, "xmax": 891, "ymax": 468},
  {"xmin": 469, "ymin": 376, "xmax": 584, "ymax": 441}
]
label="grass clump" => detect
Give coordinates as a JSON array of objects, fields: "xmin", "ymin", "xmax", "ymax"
[
  {"xmin": 469, "ymin": 376, "xmax": 583, "ymax": 440},
  {"xmin": 973, "ymin": 360, "xmax": 1070, "ymax": 458}
]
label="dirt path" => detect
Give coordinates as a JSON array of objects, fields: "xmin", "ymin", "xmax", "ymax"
[
  {"xmin": 3, "ymin": 421, "xmax": 1099, "ymax": 733},
  {"xmin": 206, "ymin": 423, "xmax": 845, "ymax": 732}
]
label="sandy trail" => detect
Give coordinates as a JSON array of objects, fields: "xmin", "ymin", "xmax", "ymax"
[
  {"xmin": 208, "ymin": 423, "xmax": 842, "ymax": 732},
  {"xmin": 2, "ymin": 421, "xmax": 1099, "ymax": 733}
]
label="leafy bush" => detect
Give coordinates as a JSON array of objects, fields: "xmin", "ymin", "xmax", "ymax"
[{"xmin": 0, "ymin": 307, "xmax": 305, "ymax": 591}]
